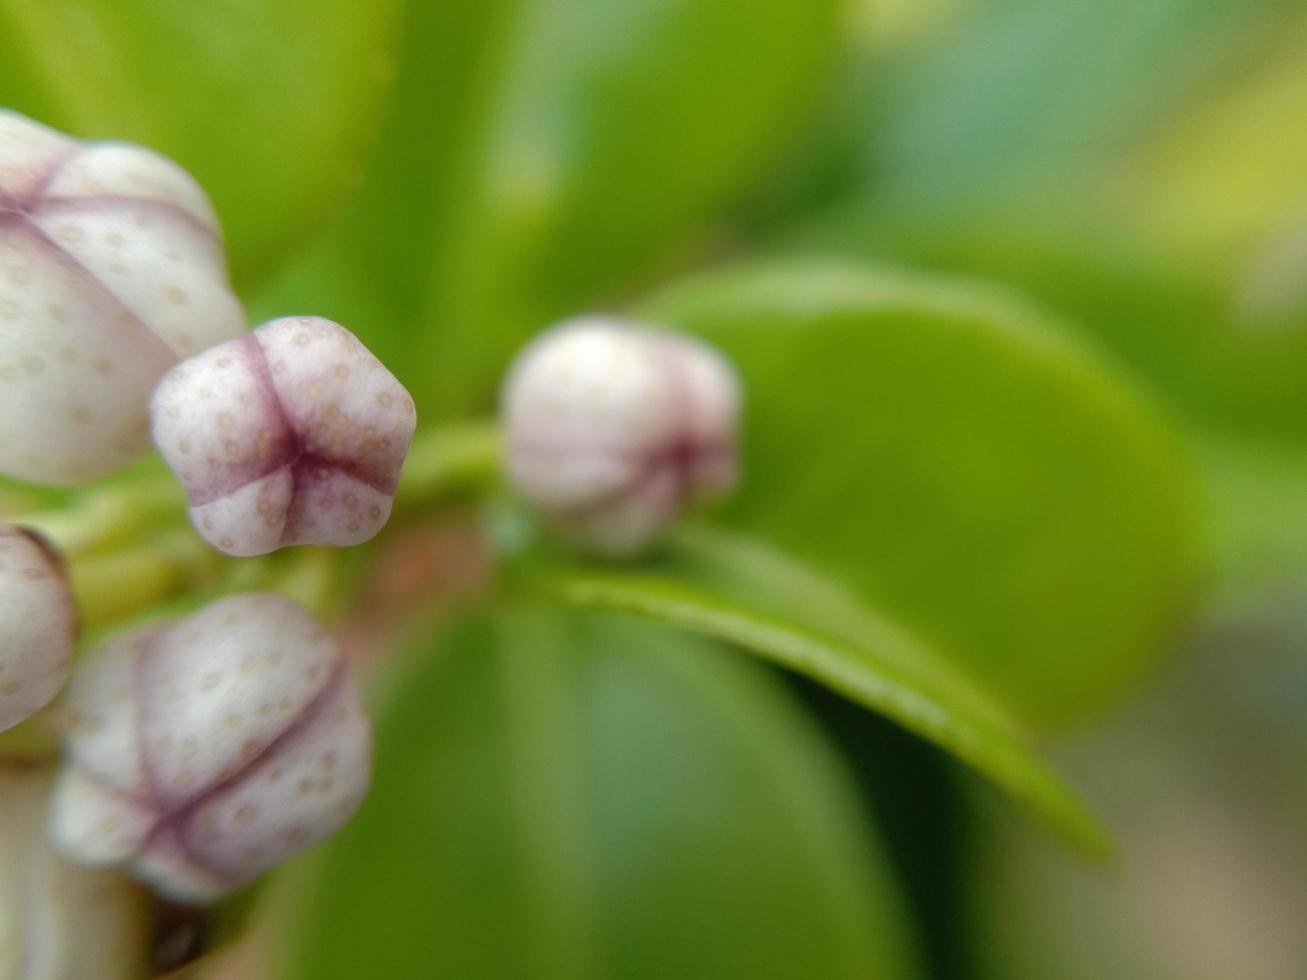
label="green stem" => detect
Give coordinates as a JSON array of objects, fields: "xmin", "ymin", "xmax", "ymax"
[
  {"xmin": 17, "ymin": 477, "xmax": 188, "ymax": 556},
  {"xmin": 11, "ymin": 420, "xmax": 505, "ymax": 630},
  {"xmin": 396, "ymin": 419, "xmax": 502, "ymax": 508},
  {"xmin": 71, "ymin": 530, "xmax": 223, "ymax": 631},
  {"xmin": 263, "ymin": 547, "xmax": 343, "ymax": 620}
]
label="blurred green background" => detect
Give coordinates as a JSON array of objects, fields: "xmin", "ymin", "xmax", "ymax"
[{"xmin": 2, "ymin": 0, "xmax": 1305, "ymax": 976}]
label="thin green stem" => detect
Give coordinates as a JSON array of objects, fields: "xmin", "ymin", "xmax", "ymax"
[
  {"xmin": 71, "ymin": 529, "xmax": 223, "ymax": 630},
  {"xmin": 396, "ymin": 419, "xmax": 502, "ymax": 508},
  {"xmin": 17, "ymin": 477, "xmax": 188, "ymax": 556},
  {"xmin": 262, "ymin": 547, "xmax": 343, "ymax": 620},
  {"xmin": 8, "ymin": 420, "xmax": 504, "ymax": 631}
]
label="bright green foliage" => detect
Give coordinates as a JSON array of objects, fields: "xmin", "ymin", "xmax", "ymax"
[
  {"xmin": 644, "ymin": 262, "xmax": 1198, "ymax": 728},
  {"xmin": 541, "ymin": 569, "xmax": 1107, "ymax": 853},
  {"xmin": 848, "ymin": 0, "xmax": 1277, "ymax": 214},
  {"xmin": 0, "ymin": 0, "xmax": 400, "ymax": 280},
  {"xmin": 252, "ymin": 0, "xmax": 845, "ymax": 411},
  {"xmin": 283, "ymin": 608, "xmax": 920, "ymax": 980},
  {"xmin": 764, "ymin": 0, "xmax": 1307, "ymax": 596}
]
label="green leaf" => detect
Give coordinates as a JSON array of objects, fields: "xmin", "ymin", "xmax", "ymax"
[
  {"xmin": 863, "ymin": 213, "xmax": 1307, "ymax": 446},
  {"xmin": 252, "ymin": 0, "xmax": 845, "ymax": 411},
  {"xmin": 864, "ymin": 0, "xmax": 1276, "ymax": 210},
  {"xmin": 536, "ymin": 567, "xmax": 1108, "ymax": 856},
  {"xmin": 643, "ymin": 261, "xmax": 1198, "ymax": 728},
  {"xmin": 1194, "ymin": 432, "xmax": 1307, "ymax": 601},
  {"xmin": 771, "ymin": 12, "xmax": 1307, "ymax": 597},
  {"xmin": 281, "ymin": 607, "xmax": 921, "ymax": 980},
  {"xmin": 767, "ymin": 5, "xmax": 1307, "ymax": 577},
  {"xmin": 0, "ymin": 0, "xmax": 400, "ymax": 281},
  {"xmin": 751, "ymin": 0, "xmax": 1280, "ymax": 236}
]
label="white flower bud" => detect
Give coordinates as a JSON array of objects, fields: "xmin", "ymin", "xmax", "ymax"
[
  {"xmin": 0, "ymin": 766, "xmax": 148, "ymax": 980},
  {"xmin": 49, "ymin": 592, "xmax": 372, "ymax": 904},
  {"xmin": 501, "ymin": 316, "xmax": 740, "ymax": 556},
  {"xmin": 0, "ymin": 524, "xmax": 74, "ymax": 732},
  {"xmin": 0, "ymin": 110, "xmax": 246, "ymax": 485},
  {"xmin": 150, "ymin": 316, "xmax": 416, "ymax": 556}
]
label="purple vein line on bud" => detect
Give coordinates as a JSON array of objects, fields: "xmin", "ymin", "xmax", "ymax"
[
  {"xmin": 1, "ymin": 217, "xmax": 177, "ymax": 367},
  {"xmin": 0, "ymin": 110, "xmax": 248, "ymax": 485},
  {"xmin": 176, "ymin": 334, "xmax": 400, "ymax": 542},
  {"xmin": 37, "ymin": 194, "xmax": 219, "ymax": 244},
  {"xmin": 0, "ymin": 144, "xmax": 219, "ymax": 365},
  {"xmin": 130, "ymin": 641, "xmax": 348, "ymax": 890},
  {"xmin": 152, "ymin": 316, "xmax": 416, "ymax": 555},
  {"xmin": 52, "ymin": 593, "xmax": 372, "ymax": 902},
  {"xmin": 10, "ymin": 143, "xmax": 82, "ymax": 208}
]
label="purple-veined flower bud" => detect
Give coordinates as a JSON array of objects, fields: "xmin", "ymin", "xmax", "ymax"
[
  {"xmin": 0, "ymin": 110, "xmax": 245, "ymax": 485},
  {"xmin": 501, "ymin": 315, "xmax": 740, "ymax": 556},
  {"xmin": 49, "ymin": 592, "xmax": 371, "ymax": 904},
  {"xmin": 150, "ymin": 316, "xmax": 416, "ymax": 557},
  {"xmin": 0, "ymin": 765, "xmax": 148, "ymax": 980},
  {"xmin": 0, "ymin": 524, "xmax": 74, "ymax": 732}
]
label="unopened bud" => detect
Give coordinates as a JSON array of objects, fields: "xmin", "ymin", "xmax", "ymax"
[
  {"xmin": 150, "ymin": 316, "xmax": 416, "ymax": 556},
  {"xmin": 0, "ymin": 110, "xmax": 245, "ymax": 485},
  {"xmin": 501, "ymin": 316, "xmax": 740, "ymax": 556},
  {"xmin": 0, "ymin": 765, "xmax": 148, "ymax": 980},
  {"xmin": 50, "ymin": 592, "xmax": 371, "ymax": 904},
  {"xmin": 0, "ymin": 524, "xmax": 73, "ymax": 732}
]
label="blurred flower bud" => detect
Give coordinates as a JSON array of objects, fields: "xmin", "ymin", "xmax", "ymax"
[
  {"xmin": 50, "ymin": 592, "xmax": 371, "ymax": 904},
  {"xmin": 0, "ymin": 765, "xmax": 148, "ymax": 980},
  {"xmin": 0, "ymin": 110, "xmax": 246, "ymax": 485},
  {"xmin": 0, "ymin": 524, "xmax": 74, "ymax": 732},
  {"xmin": 501, "ymin": 316, "xmax": 740, "ymax": 556},
  {"xmin": 150, "ymin": 316, "xmax": 416, "ymax": 556}
]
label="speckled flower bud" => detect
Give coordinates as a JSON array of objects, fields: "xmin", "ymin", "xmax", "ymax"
[
  {"xmin": 0, "ymin": 110, "xmax": 246, "ymax": 485},
  {"xmin": 501, "ymin": 315, "xmax": 740, "ymax": 556},
  {"xmin": 49, "ymin": 592, "xmax": 371, "ymax": 904},
  {"xmin": 0, "ymin": 766, "xmax": 148, "ymax": 980},
  {"xmin": 0, "ymin": 524, "xmax": 74, "ymax": 732},
  {"xmin": 150, "ymin": 316, "xmax": 416, "ymax": 556}
]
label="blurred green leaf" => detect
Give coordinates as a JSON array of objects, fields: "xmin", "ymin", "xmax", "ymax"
[
  {"xmin": 643, "ymin": 261, "xmax": 1198, "ymax": 728},
  {"xmin": 834, "ymin": 208, "xmax": 1307, "ymax": 445},
  {"xmin": 861, "ymin": 0, "xmax": 1274, "ymax": 213},
  {"xmin": 537, "ymin": 567, "xmax": 1108, "ymax": 855},
  {"xmin": 283, "ymin": 607, "xmax": 921, "ymax": 980},
  {"xmin": 0, "ymin": 0, "xmax": 400, "ymax": 281},
  {"xmin": 762, "ymin": 4, "xmax": 1307, "ymax": 595},
  {"xmin": 742, "ymin": 0, "xmax": 1281, "ymax": 241},
  {"xmin": 1194, "ymin": 433, "xmax": 1307, "ymax": 603},
  {"xmin": 253, "ymin": 0, "xmax": 846, "ymax": 411}
]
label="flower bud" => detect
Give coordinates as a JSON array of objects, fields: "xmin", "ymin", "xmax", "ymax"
[
  {"xmin": 50, "ymin": 592, "xmax": 371, "ymax": 904},
  {"xmin": 150, "ymin": 316, "xmax": 416, "ymax": 556},
  {"xmin": 0, "ymin": 524, "xmax": 74, "ymax": 732},
  {"xmin": 0, "ymin": 765, "xmax": 148, "ymax": 980},
  {"xmin": 0, "ymin": 110, "xmax": 246, "ymax": 485},
  {"xmin": 501, "ymin": 316, "xmax": 740, "ymax": 556}
]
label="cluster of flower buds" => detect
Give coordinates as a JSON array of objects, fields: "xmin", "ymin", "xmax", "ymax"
[
  {"xmin": 151, "ymin": 316, "xmax": 416, "ymax": 556},
  {"xmin": 50, "ymin": 592, "xmax": 371, "ymax": 903},
  {"xmin": 0, "ymin": 110, "xmax": 245, "ymax": 485},
  {"xmin": 0, "ymin": 522, "xmax": 74, "ymax": 732},
  {"xmin": 0, "ymin": 113, "xmax": 405, "ymax": 912},
  {"xmin": 501, "ymin": 316, "xmax": 740, "ymax": 556},
  {"xmin": 0, "ymin": 109, "xmax": 749, "ymax": 926},
  {"xmin": 0, "ymin": 765, "xmax": 148, "ymax": 979}
]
